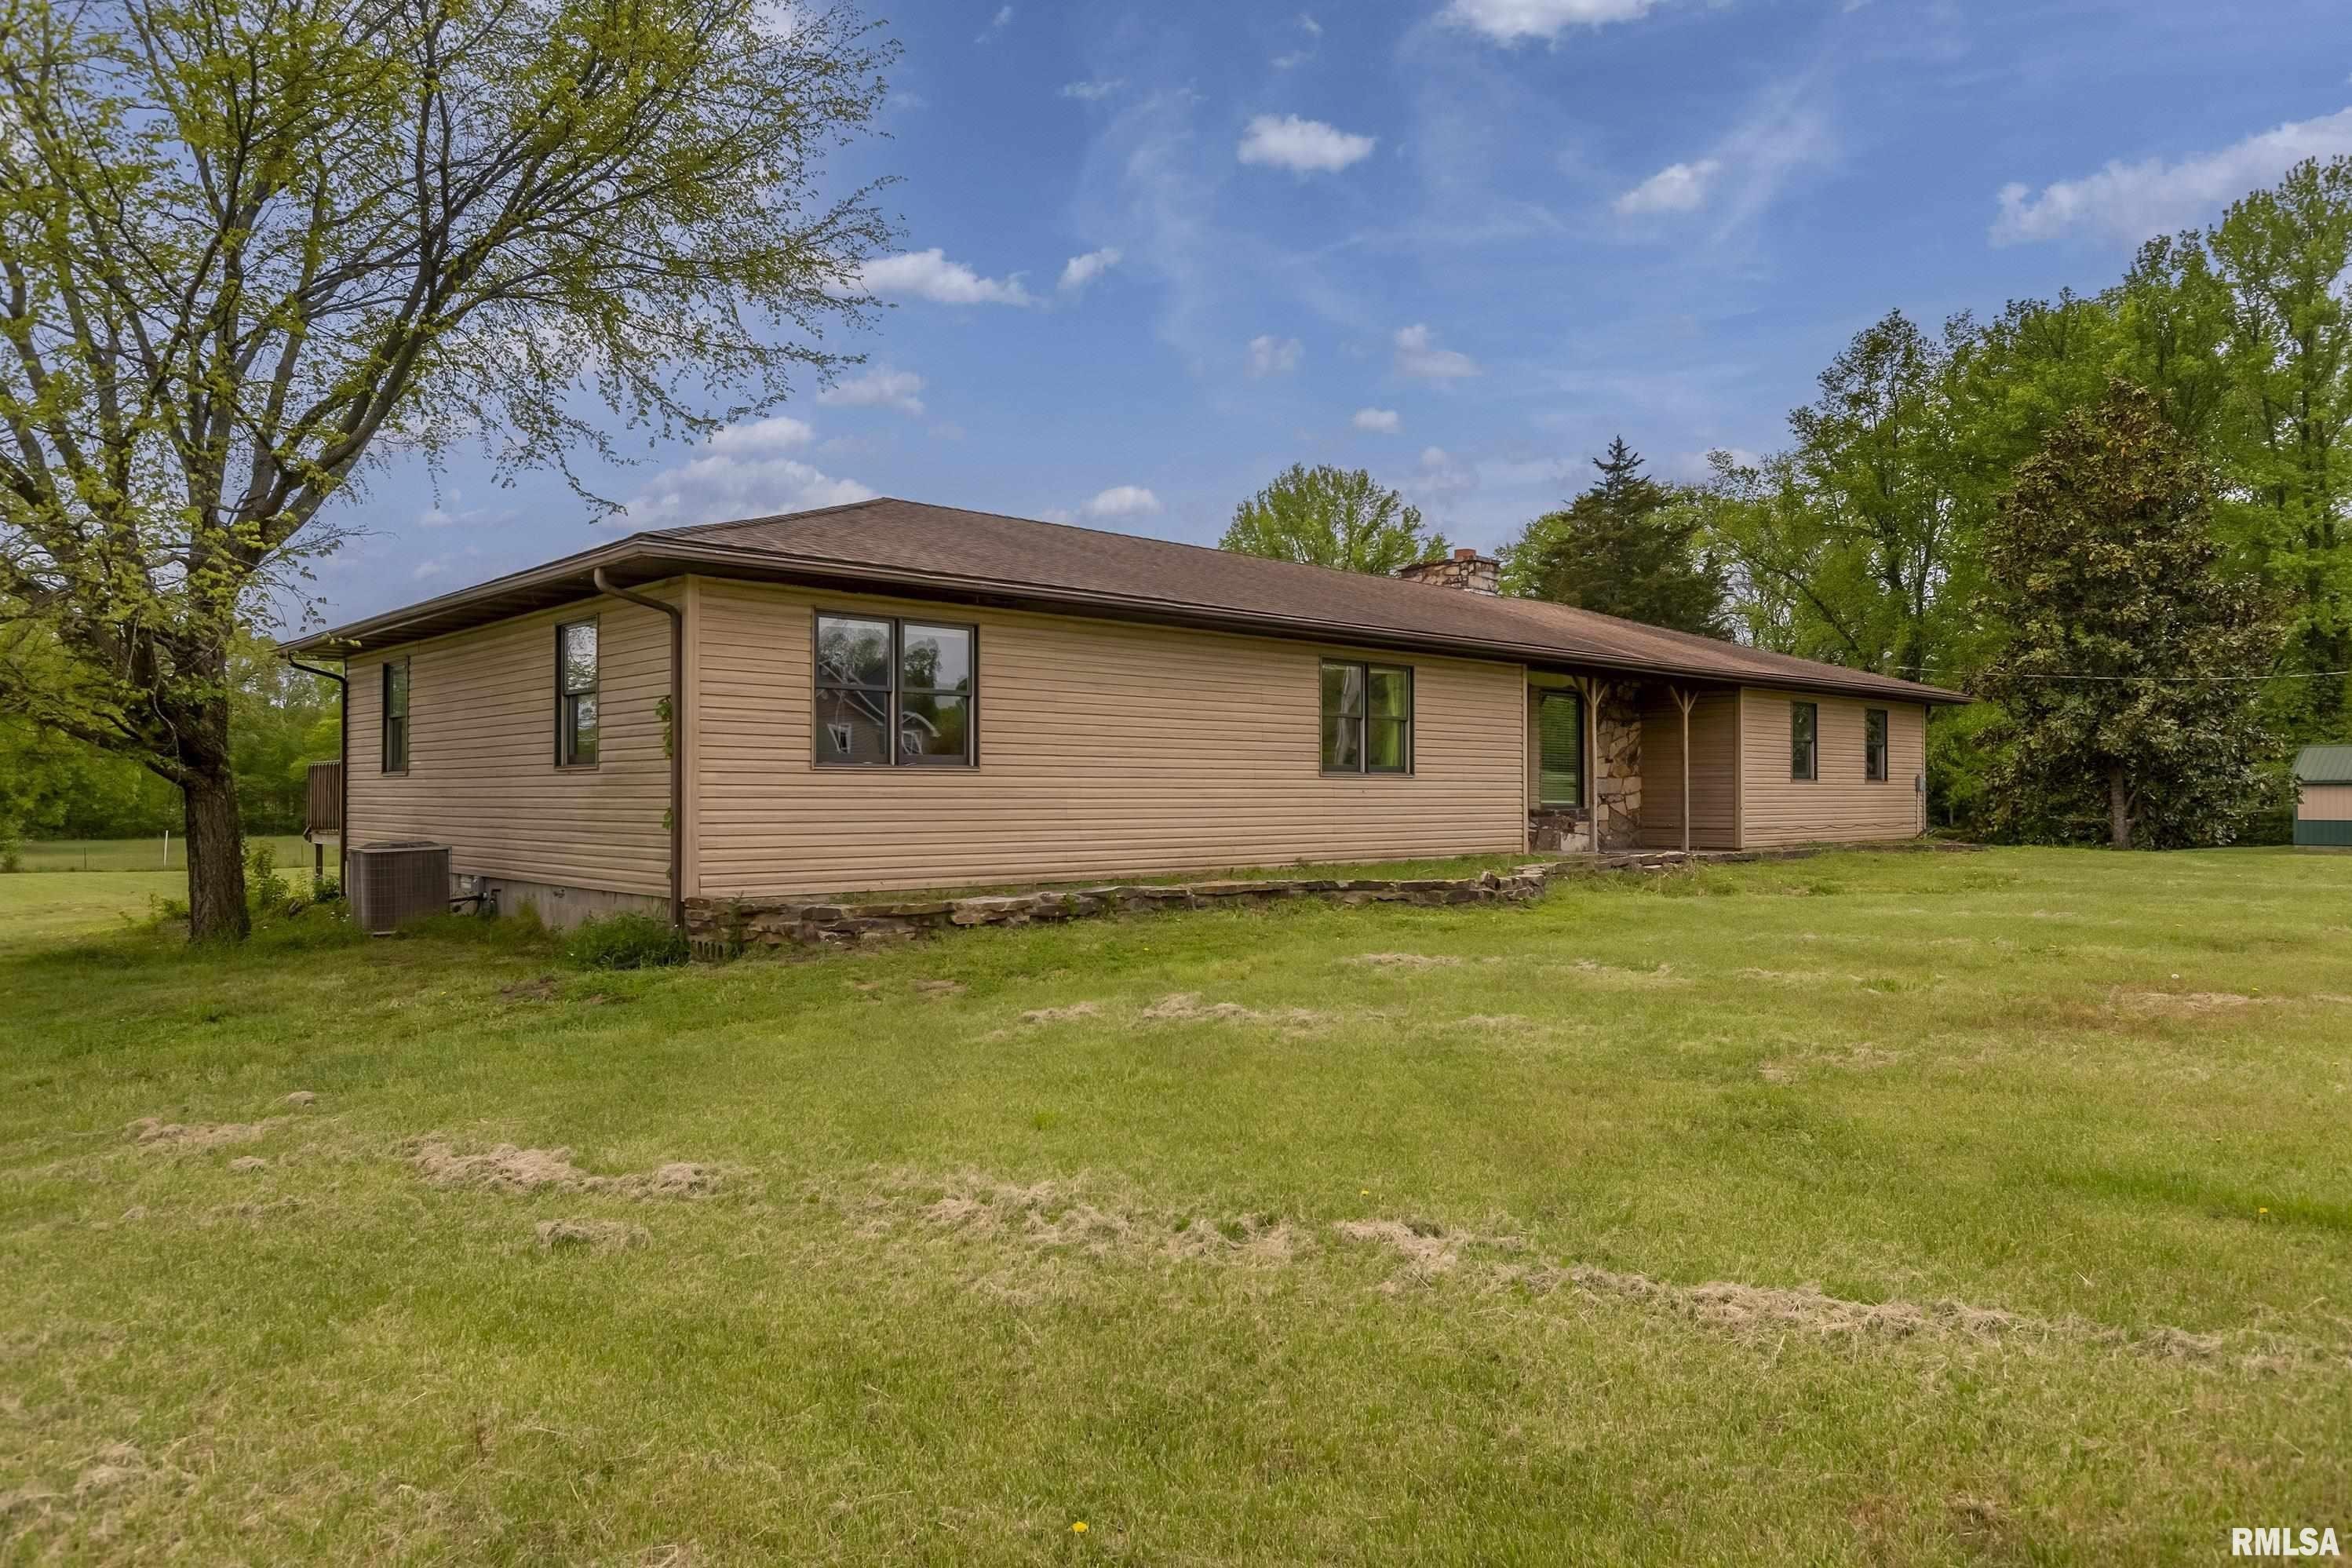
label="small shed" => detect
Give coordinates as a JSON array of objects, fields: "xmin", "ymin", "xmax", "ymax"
[{"xmin": 2293, "ymin": 746, "xmax": 2352, "ymax": 847}]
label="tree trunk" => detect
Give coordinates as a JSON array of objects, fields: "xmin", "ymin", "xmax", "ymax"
[
  {"xmin": 182, "ymin": 766, "xmax": 251, "ymax": 940},
  {"xmin": 2107, "ymin": 767, "xmax": 2132, "ymax": 851}
]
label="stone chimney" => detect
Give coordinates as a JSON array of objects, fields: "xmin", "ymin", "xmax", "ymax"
[{"xmin": 1396, "ymin": 546, "xmax": 1500, "ymax": 596}]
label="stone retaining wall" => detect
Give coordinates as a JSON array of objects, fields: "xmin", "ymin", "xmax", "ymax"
[{"xmin": 683, "ymin": 841, "xmax": 1973, "ymax": 954}]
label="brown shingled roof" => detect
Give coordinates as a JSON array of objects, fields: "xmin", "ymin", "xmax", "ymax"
[{"xmin": 285, "ymin": 496, "xmax": 1966, "ymax": 705}]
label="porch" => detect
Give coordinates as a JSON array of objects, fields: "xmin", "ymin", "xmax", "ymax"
[{"xmin": 1525, "ymin": 673, "xmax": 1742, "ymax": 855}]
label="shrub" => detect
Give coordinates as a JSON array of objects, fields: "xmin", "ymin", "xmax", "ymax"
[
  {"xmin": 243, "ymin": 840, "xmax": 290, "ymax": 917},
  {"xmin": 563, "ymin": 912, "xmax": 687, "ymax": 971}
]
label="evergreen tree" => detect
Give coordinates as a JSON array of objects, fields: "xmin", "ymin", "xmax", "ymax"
[
  {"xmin": 1979, "ymin": 381, "xmax": 2280, "ymax": 849},
  {"xmin": 1220, "ymin": 465, "xmax": 1448, "ymax": 575},
  {"xmin": 1502, "ymin": 438, "xmax": 1728, "ymax": 636}
]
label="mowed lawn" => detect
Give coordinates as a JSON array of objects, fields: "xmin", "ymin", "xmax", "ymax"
[{"xmin": 2, "ymin": 848, "xmax": 2348, "ymax": 1563}]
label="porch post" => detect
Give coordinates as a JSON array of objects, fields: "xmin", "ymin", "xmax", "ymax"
[
  {"xmin": 1573, "ymin": 675, "xmax": 1606, "ymax": 851},
  {"xmin": 1672, "ymin": 686, "xmax": 1697, "ymax": 855}
]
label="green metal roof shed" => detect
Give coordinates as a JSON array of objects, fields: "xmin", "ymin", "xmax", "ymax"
[
  {"xmin": 2294, "ymin": 746, "xmax": 2352, "ymax": 846},
  {"xmin": 2295, "ymin": 745, "xmax": 2352, "ymax": 786}
]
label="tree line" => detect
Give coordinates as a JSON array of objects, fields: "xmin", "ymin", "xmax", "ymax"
[{"xmin": 1223, "ymin": 158, "xmax": 2352, "ymax": 848}]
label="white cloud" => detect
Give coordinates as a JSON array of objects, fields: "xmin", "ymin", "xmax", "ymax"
[
  {"xmin": 1081, "ymin": 484, "xmax": 1162, "ymax": 520},
  {"xmin": 1237, "ymin": 114, "xmax": 1377, "ymax": 175},
  {"xmin": 1394, "ymin": 323, "xmax": 1479, "ymax": 381},
  {"xmin": 412, "ymin": 557, "xmax": 450, "ymax": 581},
  {"xmin": 1991, "ymin": 107, "xmax": 2352, "ymax": 246},
  {"xmin": 1614, "ymin": 157, "xmax": 1722, "ymax": 215},
  {"xmin": 975, "ymin": 3, "xmax": 1012, "ymax": 41},
  {"xmin": 1402, "ymin": 446, "xmax": 1477, "ymax": 504},
  {"xmin": 816, "ymin": 365, "xmax": 926, "ymax": 415},
  {"xmin": 1353, "ymin": 407, "xmax": 1402, "ymax": 432},
  {"xmin": 1060, "ymin": 78, "xmax": 1124, "ymax": 101},
  {"xmin": 855, "ymin": 249, "xmax": 1034, "ymax": 306},
  {"xmin": 1247, "ymin": 334, "xmax": 1304, "ymax": 377},
  {"xmin": 416, "ymin": 487, "xmax": 517, "ymax": 530},
  {"xmin": 1275, "ymin": 12, "xmax": 1321, "ymax": 67},
  {"xmin": 1298, "ymin": 13, "xmax": 1322, "ymax": 36},
  {"xmin": 624, "ymin": 416, "xmax": 874, "ymax": 526},
  {"xmin": 1059, "ymin": 246, "xmax": 1123, "ymax": 294},
  {"xmin": 1442, "ymin": 0, "xmax": 1661, "ymax": 45}
]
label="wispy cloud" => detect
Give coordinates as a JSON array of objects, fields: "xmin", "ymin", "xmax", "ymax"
[
  {"xmin": 1237, "ymin": 114, "xmax": 1377, "ymax": 175},
  {"xmin": 623, "ymin": 417, "xmax": 873, "ymax": 525},
  {"xmin": 1353, "ymin": 407, "xmax": 1402, "ymax": 432},
  {"xmin": 816, "ymin": 366, "xmax": 926, "ymax": 415},
  {"xmin": 1614, "ymin": 158, "xmax": 1721, "ymax": 215},
  {"xmin": 1059, "ymin": 246, "xmax": 1123, "ymax": 294},
  {"xmin": 1394, "ymin": 323, "xmax": 1479, "ymax": 381},
  {"xmin": 1442, "ymin": 0, "xmax": 1663, "ymax": 46},
  {"xmin": 1274, "ymin": 12, "xmax": 1322, "ymax": 68},
  {"xmin": 1082, "ymin": 484, "xmax": 1163, "ymax": 519},
  {"xmin": 1991, "ymin": 107, "xmax": 2352, "ymax": 246},
  {"xmin": 856, "ymin": 249, "xmax": 1034, "ymax": 306},
  {"xmin": 975, "ymin": 4, "xmax": 1012, "ymax": 42},
  {"xmin": 1060, "ymin": 78, "xmax": 1125, "ymax": 101},
  {"xmin": 1246, "ymin": 334, "xmax": 1304, "ymax": 377}
]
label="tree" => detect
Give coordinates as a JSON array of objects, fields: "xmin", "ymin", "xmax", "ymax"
[
  {"xmin": 1220, "ymin": 465, "xmax": 1447, "ymax": 575},
  {"xmin": 0, "ymin": 0, "xmax": 896, "ymax": 937},
  {"xmin": 1501, "ymin": 437, "xmax": 1727, "ymax": 635},
  {"xmin": 1701, "ymin": 312, "xmax": 1975, "ymax": 680},
  {"xmin": 2208, "ymin": 157, "xmax": 2352, "ymax": 738},
  {"xmin": 1978, "ymin": 381, "xmax": 2279, "ymax": 849}
]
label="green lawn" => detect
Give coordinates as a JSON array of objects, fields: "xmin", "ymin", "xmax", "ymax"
[
  {"xmin": 11, "ymin": 833, "xmax": 312, "ymax": 874},
  {"xmin": 2, "ymin": 848, "xmax": 2348, "ymax": 1563}
]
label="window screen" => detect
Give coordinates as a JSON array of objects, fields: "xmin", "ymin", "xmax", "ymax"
[{"xmin": 1537, "ymin": 690, "xmax": 1583, "ymax": 807}]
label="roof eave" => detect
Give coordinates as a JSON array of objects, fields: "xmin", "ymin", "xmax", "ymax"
[{"xmin": 281, "ymin": 534, "xmax": 1971, "ymax": 706}]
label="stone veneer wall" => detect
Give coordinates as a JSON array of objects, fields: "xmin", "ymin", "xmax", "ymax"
[{"xmin": 1590, "ymin": 682, "xmax": 1646, "ymax": 850}]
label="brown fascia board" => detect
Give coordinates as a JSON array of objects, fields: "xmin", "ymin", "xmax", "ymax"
[{"xmin": 283, "ymin": 533, "xmax": 1970, "ymax": 706}]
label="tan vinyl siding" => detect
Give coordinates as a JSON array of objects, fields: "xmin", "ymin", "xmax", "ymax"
[
  {"xmin": 1738, "ymin": 688, "xmax": 1924, "ymax": 847},
  {"xmin": 693, "ymin": 580, "xmax": 1528, "ymax": 895},
  {"xmin": 1636, "ymin": 688, "xmax": 1741, "ymax": 850},
  {"xmin": 2300, "ymin": 783, "xmax": 2352, "ymax": 821},
  {"xmin": 346, "ymin": 589, "xmax": 676, "ymax": 896}
]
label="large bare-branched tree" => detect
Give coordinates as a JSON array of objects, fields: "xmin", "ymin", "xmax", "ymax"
[{"xmin": 0, "ymin": 0, "xmax": 895, "ymax": 937}]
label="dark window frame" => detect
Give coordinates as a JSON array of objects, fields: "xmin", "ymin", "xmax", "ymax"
[
  {"xmin": 1791, "ymin": 700, "xmax": 1819, "ymax": 782},
  {"xmin": 1864, "ymin": 707, "xmax": 1890, "ymax": 782},
  {"xmin": 1535, "ymin": 687, "xmax": 1586, "ymax": 808},
  {"xmin": 811, "ymin": 611, "xmax": 979, "ymax": 769},
  {"xmin": 380, "ymin": 658, "xmax": 410, "ymax": 775},
  {"xmin": 1318, "ymin": 658, "xmax": 1415, "ymax": 776},
  {"xmin": 555, "ymin": 618, "xmax": 600, "ymax": 770}
]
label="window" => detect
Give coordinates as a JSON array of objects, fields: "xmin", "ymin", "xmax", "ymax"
[
  {"xmin": 1865, "ymin": 707, "xmax": 1889, "ymax": 782},
  {"xmin": 556, "ymin": 620, "xmax": 599, "ymax": 767},
  {"xmin": 1320, "ymin": 660, "xmax": 1413, "ymax": 775},
  {"xmin": 381, "ymin": 658, "xmax": 410, "ymax": 773},
  {"xmin": 1790, "ymin": 700, "xmax": 1818, "ymax": 782},
  {"xmin": 1536, "ymin": 690, "xmax": 1584, "ymax": 807},
  {"xmin": 814, "ymin": 614, "xmax": 975, "ymax": 766}
]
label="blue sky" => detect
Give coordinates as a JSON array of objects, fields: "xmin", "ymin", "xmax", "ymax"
[{"xmin": 307, "ymin": 0, "xmax": 2352, "ymax": 626}]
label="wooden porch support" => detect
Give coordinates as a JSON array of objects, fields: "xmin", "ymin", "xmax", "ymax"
[
  {"xmin": 1570, "ymin": 674, "xmax": 1607, "ymax": 851},
  {"xmin": 1669, "ymin": 685, "xmax": 1698, "ymax": 855}
]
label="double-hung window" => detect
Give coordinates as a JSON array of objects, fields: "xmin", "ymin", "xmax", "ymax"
[
  {"xmin": 1864, "ymin": 707, "xmax": 1889, "ymax": 782},
  {"xmin": 814, "ymin": 614, "xmax": 976, "ymax": 766},
  {"xmin": 556, "ymin": 620, "xmax": 600, "ymax": 768},
  {"xmin": 381, "ymin": 658, "xmax": 410, "ymax": 773},
  {"xmin": 1790, "ymin": 700, "xmax": 1818, "ymax": 782},
  {"xmin": 1320, "ymin": 660, "xmax": 1413, "ymax": 775}
]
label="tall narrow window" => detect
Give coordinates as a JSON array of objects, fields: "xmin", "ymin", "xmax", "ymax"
[
  {"xmin": 1537, "ymin": 690, "xmax": 1584, "ymax": 807},
  {"xmin": 1791, "ymin": 700, "xmax": 1818, "ymax": 782},
  {"xmin": 1320, "ymin": 660, "xmax": 1413, "ymax": 775},
  {"xmin": 381, "ymin": 658, "xmax": 410, "ymax": 774},
  {"xmin": 814, "ymin": 614, "xmax": 976, "ymax": 766},
  {"xmin": 1864, "ymin": 707, "xmax": 1889, "ymax": 782},
  {"xmin": 556, "ymin": 620, "xmax": 600, "ymax": 767}
]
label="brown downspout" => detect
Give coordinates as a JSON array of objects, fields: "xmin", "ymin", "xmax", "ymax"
[
  {"xmin": 593, "ymin": 569, "xmax": 685, "ymax": 928},
  {"xmin": 286, "ymin": 658, "xmax": 348, "ymax": 892}
]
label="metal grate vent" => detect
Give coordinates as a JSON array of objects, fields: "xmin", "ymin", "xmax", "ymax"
[{"xmin": 348, "ymin": 841, "xmax": 450, "ymax": 934}]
